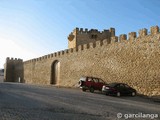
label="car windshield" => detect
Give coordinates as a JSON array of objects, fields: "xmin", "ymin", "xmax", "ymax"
[{"xmin": 124, "ymin": 84, "xmax": 130, "ymax": 88}]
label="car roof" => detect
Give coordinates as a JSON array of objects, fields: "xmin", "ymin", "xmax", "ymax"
[
  {"xmin": 108, "ymin": 82, "xmax": 127, "ymax": 87},
  {"xmin": 109, "ymin": 82, "xmax": 126, "ymax": 84}
]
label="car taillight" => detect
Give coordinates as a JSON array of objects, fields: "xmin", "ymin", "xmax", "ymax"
[
  {"xmin": 102, "ymin": 86, "xmax": 105, "ymax": 90},
  {"xmin": 102, "ymin": 86, "xmax": 110, "ymax": 90}
]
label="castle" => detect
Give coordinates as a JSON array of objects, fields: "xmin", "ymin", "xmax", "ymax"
[{"xmin": 4, "ymin": 26, "xmax": 160, "ymax": 97}]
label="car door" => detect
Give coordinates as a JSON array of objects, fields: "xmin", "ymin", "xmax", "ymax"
[
  {"xmin": 120, "ymin": 83, "xmax": 130, "ymax": 95},
  {"xmin": 124, "ymin": 84, "xmax": 132, "ymax": 95},
  {"xmin": 92, "ymin": 78, "xmax": 99, "ymax": 90},
  {"xmin": 85, "ymin": 77, "xmax": 93, "ymax": 87},
  {"xmin": 97, "ymin": 79, "xmax": 105, "ymax": 90},
  {"xmin": 116, "ymin": 84, "xmax": 126, "ymax": 95}
]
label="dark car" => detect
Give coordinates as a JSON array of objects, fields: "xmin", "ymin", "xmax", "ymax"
[
  {"xmin": 102, "ymin": 83, "xmax": 136, "ymax": 97},
  {"xmin": 78, "ymin": 76, "xmax": 106, "ymax": 93}
]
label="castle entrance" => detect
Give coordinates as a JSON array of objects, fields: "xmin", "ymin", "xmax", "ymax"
[{"xmin": 51, "ymin": 60, "xmax": 60, "ymax": 85}]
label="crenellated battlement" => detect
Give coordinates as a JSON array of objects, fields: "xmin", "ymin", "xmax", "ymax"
[
  {"xmin": 118, "ymin": 25, "xmax": 159, "ymax": 41},
  {"xmin": 6, "ymin": 57, "xmax": 23, "ymax": 62},
  {"xmin": 68, "ymin": 26, "xmax": 159, "ymax": 49},
  {"xmin": 68, "ymin": 27, "xmax": 115, "ymax": 48},
  {"xmin": 72, "ymin": 27, "xmax": 115, "ymax": 34},
  {"xmin": 24, "ymin": 25, "xmax": 160, "ymax": 64}
]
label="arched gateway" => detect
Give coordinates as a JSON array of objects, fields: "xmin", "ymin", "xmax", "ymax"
[{"xmin": 51, "ymin": 60, "xmax": 60, "ymax": 85}]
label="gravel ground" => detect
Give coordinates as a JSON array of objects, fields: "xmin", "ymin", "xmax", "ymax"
[{"xmin": 0, "ymin": 82, "xmax": 160, "ymax": 120}]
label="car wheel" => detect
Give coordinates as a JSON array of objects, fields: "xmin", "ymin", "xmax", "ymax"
[
  {"xmin": 116, "ymin": 92, "xmax": 121, "ymax": 97},
  {"xmin": 90, "ymin": 87, "xmax": 94, "ymax": 93},
  {"xmin": 78, "ymin": 80, "xmax": 82, "ymax": 87},
  {"xmin": 82, "ymin": 88, "xmax": 86, "ymax": 92},
  {"xmin": 131, "ymin": 92, "xmax": 136, "ymax": 97},
  {"xmin": 106, "ymin": 93, "xmax": 109, "ymax": 96}
]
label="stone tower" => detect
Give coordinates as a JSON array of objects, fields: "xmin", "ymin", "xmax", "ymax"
[
  {"xmin": 4, "ymin": 57, "xmax": 24, "ymax": 83},
  {"xmin": 68, "ymin": 27, "xmax": 115, "ymax": 48}
]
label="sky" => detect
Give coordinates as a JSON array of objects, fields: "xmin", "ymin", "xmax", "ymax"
[{"xmin": 0, "ymin": 0, "xmax": 160, "ymax": 68}]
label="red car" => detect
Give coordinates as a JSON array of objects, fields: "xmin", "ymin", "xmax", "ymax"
[{"xmin": 78, "ymin": 76, "xmax": 106, "ymax": 93}]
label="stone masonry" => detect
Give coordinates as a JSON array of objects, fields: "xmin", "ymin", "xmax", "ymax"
[
  {"xmin": 4, "ymin": 25, "xmax": 160, "ymax": 97},
  {"xmin": 68, "ymin": 27, "xmax": 115, "ymax": 48},
  {"xmin": 4, "ymin": 58, "xmax": 24, "ymax": 83}
]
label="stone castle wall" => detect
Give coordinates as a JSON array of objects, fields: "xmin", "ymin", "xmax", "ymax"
[{"xmin": 5, "ymin": 25, "xmax": 160, "ymax": 97}]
